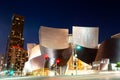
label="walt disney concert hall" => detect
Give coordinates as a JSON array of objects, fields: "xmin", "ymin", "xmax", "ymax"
[{"xmin": 23, "ymin": 26, "xmax": 120, "ymax": 76}]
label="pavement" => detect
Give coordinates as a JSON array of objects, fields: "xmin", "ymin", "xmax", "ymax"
[{"xmin": 1, "ymin": 71, "xmax": 120, "ymax": 80}]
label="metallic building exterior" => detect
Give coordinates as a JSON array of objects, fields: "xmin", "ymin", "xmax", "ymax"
[
  {"xmin": 38, "ymin": 26, "xmax": 72, "ymax": 75},
  {"xmin": 111, "ymin": 33, "xmax": 120, "ymax": 38},
  {"xmin": 39, "ymin": 26, "xmax": 69, "ymax": 49},
  {"xmin": 23, "ymin": 25, "xmax": 72, "ymax": 75},
  {"xmin": 72, "ymin": 26, "xmax": 99, "ymax": 64},
  {"xmin": 27, "ymin": 43, "xmax": 37, "ymax": 58},
  {"xmin": 95, "ymin": 38, "xmax": 120, "ymax": 63},
  {"xmin": 31, "ymin": 46, "xmax": 72, "ymax": 75},
  {"xmin": 30, "ymin": 54, "xmax": 46, "ymax": 71},
  {"xmin": 73, "ymin": 26, "xmax": 99, "ymax": 48},
  {"xmin": 40, "ymin": 45, "xmax": 72, "ymax": 67},
  {"xmin": 23, "ymin": 46, "xmax": 72, "ymax": 75},
  {"xmin": 23, "ymin": 45, "xmax": 41, "ymax": 75},
  {"xmin": 29, "ymin": 45, "xmax": 41, "ymax": 60},
  {"xmin": 4, "ymin": 14, "xmax": 25, "ymax": 70},
  {"xmin": 24, "ymin": 26, "xmax": 100, "ymax": 75}
]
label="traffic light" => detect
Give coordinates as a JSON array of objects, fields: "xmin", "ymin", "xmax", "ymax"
[
  {"xmin": 44, "ymin": 54, "xmax": 49, "ymax": 60},
  {"xmin": 75, "ymin": 45, "xmax": 82, "ymax": 51},
  {"xmin": 76, "ymin": 45, "xmax": 81, "ymax": 50},
  {"xmin": 56, "ymin": 58, "xmax": 60, "ymax": 65}
]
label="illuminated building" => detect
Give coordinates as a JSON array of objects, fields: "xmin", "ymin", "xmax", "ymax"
[
  {"xmin": 0, "ymin": 54, "xmax": 4, "ymax": 71},
  {"xmin": 39, "ymin": 26, "xmax": 71, "ymax": 72},
  {"xmin": 65, "ymin": 26, "xmax": 99, "ymax": 75},
  {"xmin": 95, "ymin": 38, "xmax": 120, "ymax": 63},
  {"xmin": 39, "ymin": 26, "xmax": 69, "ymax": 49},
  {"xmin": 10, "ymin": 46, "xmax": 28, "ymax": 72},
  {"xmin": 23, "ymin": 26, "xmax": 72, "ymax": 76},
  {"xmin": 23, "ymin": 26, "xmax": 99, "ymax": 76},
  {"xmin": 72, "ymin": 26, "xmax": 99, "ymax": 64},
  {"xmin": 95, "ymin": 33, "xmax": 120, "ymax": 71},
  {"xmin": 23, "ymin": 45, "xmax": 41, "ymax": 75},
  {"xmin": 27, "ymin": 43, "xmax": 37, "ymax": 58},
  {"xmin": 72, "ymin": 26, "xmax": 99, "ymax": 48},
  {"xmin": 4, "ymin": 14, "xmax": 25, "ymax": 71}
]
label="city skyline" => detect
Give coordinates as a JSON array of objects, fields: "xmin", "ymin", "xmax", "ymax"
[{"xmin": 0, "ymin": 0, "xmax": 120, "ymax": 54}]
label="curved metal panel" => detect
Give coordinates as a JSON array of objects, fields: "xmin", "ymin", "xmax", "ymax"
[
  {"xmin": 40, "ymin": 45, "xmax": 72, "ymax": 67},
  {"xmin": 111, "ymin": 33, "xmax": 120, "ymax": 38},
  {"xmin": 28, "ymin": 45, "xmax": 72, "ymax": 71},
  {"xmin": 27, "ymin": 43, "xmax": 37, "ymax": 57},
  {"xmin": 73, "ymin": 26, "xmax": 99, "ymax": 48},
  {"xmin": 95, "ymin": 38, "xmax": 120, "ymax": 63},
  {"xmin": 30, "ymin": 54, "xmax": 46, "ymax": 70},
  {"xmin": 29, "ymin": 45, "xmax": 41, "ymax": 60},
  {"xmin": 39, "ymin": 26, "xmax": 69, "ymax": 49}
]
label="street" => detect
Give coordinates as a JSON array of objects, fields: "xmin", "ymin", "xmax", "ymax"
[{"xmin": 1, "ymin": 71, "xmax": 120, "ymax": 80}]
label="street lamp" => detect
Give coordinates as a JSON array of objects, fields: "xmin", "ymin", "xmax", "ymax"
[
  {"xmin": 73, "ymin": 44, "xmax": 81, "ymax": 75},
  {"xmin": 74, "ymin": 54, "xmax": 77, "ymax": 75},
  {"xmin": 75, "ymin": 45, "xmax": 82, "ymax": 51}
]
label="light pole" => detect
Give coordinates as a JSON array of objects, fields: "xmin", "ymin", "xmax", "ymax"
[
  {"xmin": 74, "ymin": 53, "xmax": 77, "ymax": 75},
  {"xmin": 74, "ymin": 44, "xmax": 81, "ymax": 75}
]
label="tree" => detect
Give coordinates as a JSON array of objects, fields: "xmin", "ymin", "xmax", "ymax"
[{"xmin": 116, "ymin": 62, "xmax": 120, "ymax": 71}]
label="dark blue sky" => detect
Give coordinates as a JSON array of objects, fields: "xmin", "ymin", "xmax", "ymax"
[{"xmin": 0, "ymin": 0, "xmax": 120, "ymax": 54}]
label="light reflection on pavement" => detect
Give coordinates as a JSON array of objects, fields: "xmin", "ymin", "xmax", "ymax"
[{"xmin": 1, "ymin": 71, "xmax": 120, "ymax": 80}]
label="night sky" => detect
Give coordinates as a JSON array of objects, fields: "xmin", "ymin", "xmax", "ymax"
[{"xmin": 0, "ymin": 0, "xmax": 120, "ymax": 54}]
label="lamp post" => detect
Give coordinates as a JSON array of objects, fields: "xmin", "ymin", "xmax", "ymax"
[
  {"xmin": 74, "ymin": 44, "xmax": 81, "ymax": 75},
  {"xmin": 74, "ymin": 53, "xmax": 77, "ymax": 75}
]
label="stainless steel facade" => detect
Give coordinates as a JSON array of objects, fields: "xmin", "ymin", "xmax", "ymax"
[
  {"xmin": 27, "ymin": 43, "xmax": 37, "ymax": 58},
  {"xmin": 95, "ymin": 38, "xmax": 120, "ymax": 63},
  {"xmin": 29, "ymin": 45, "xmax": 41, "ymax": 60},
  {"xmin": 39, "ymin": 26, "xmax": 69, "ymax": 49},
  {"xmin": 73, "ymin": 26, "xmax": 99, "ymax": 48},
  {"xmin": 30, "ymin": 54, "xmax": 46, "ymax": 70},
  {"xmin": 111, "ymin": 33, "xmax": 120, "ymax": 38},
  {"xmin": 38, "ymin": 26, "xmax": 72, "ymax": 74}
]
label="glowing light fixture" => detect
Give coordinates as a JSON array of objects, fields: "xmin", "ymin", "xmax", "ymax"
[
  {"xmin": 56, "ymin": 59, "xmax": 60, "ymax": 64},
  {"xmin": 44, "ymin": 54, "xmax": 49, "ymax": 60},
  {"xmin": 75, "ymin": 45, "xmax": 82, "ymax": 50}
]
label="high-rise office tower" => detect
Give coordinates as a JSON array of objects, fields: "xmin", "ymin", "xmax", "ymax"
[{"xmin": 4, "ymin": 14, "xmax": 26, "ymax": 71}]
